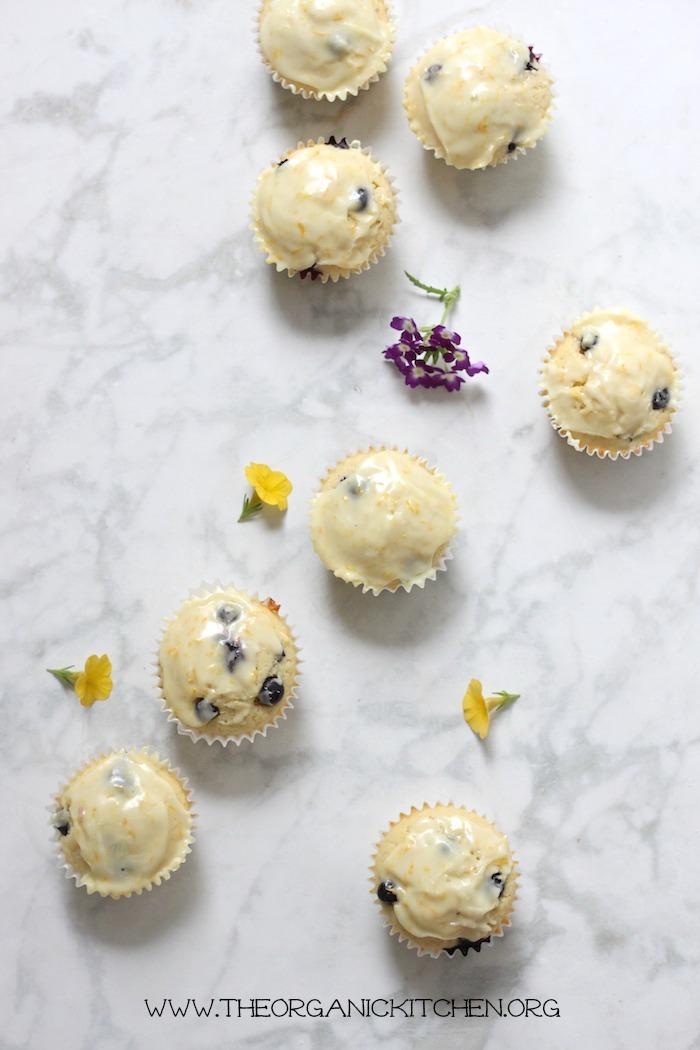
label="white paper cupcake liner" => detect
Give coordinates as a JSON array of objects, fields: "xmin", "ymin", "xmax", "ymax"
[
  {"xmin": 155, "ymin": 582, "xmax": 301, "ymax": 746},
  {"xmin": 403, "ymin": 25, "xmax": 556, "ymax": 170},
  {"xmin": 370, "ymin": 802, "xmax": 519, "ymax": 958},
  {"xmin": 309, "ymin": 445, "xmax": 458, "ymax": 595},
  {"xmin": 539, "ymin": 307, "xmax": 681, "ymax": 460},
  {"xmin": 255, "ymin": 0, "xmax": 396, "ymax": 102},
  {"xmin": 49, "ymin": 747, "xmax": 196, "ymax": 899},
  {"xmin": 250, "ymin": 138, "xmax": 399, "ymax": 283}
]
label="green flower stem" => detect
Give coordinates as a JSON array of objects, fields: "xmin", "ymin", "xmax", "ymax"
[
  {"xmin": 439, "ymin": 287, "xmax": 460, "ymax": 325},
  {"xmin": 486, "ymin": 690, "xmax": 520, "ymax": 713},
  {"xmin": 238, "ymin": 492, "xmax": 263, "ymax": 522},
  {"xmin": 405, "ymin": 271, "xmax": 450, "ymax": 300},
  {"xmin": 406, "ymin": 272, "xmax": 460, "ymax": 327},
  {"xmin": 47, "ymin": 666, "xmax": 77, "ymax": 688}
]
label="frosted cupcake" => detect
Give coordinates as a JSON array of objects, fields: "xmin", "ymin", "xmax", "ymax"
[
  {"xmin": 158, "ymin": 586, "xmax": 298, "ymax": 743},
  {"xmin": 257, "ymin": 0, "xmax": 394, "ymax": 101},
  {"xmin": 51, "ymin": 748, "xmax": 194, "ymax": 899},
  {"xmin": 309, "ymin": 448, "xmax": 457, "ymax": 594},
  {"xmin": 372, "ymin": 803, "xmax": 517, "ymax": 956},
  {"xmin": 404, "ymin": 27, "xmax": 554, "ymax": 169},
  {"xmin": 251, "ymin": 139, "xmax": 397, "ymax": 281},
  {"xmin": 540, "ymin": 308, "xmax": 680, "ymax": 458}
]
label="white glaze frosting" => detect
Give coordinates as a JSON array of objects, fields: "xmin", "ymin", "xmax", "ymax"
[
  {"xmin": 54, "ymin": 751, "xmax": 192, "ymax": 897},
  {"xmin": 405, "ymin": 27, "xmax": 553, "ymax": 169},
  {"xmin": 542, "ymin": 309, "xmax": 678, "ymax": 442},
  {"xmin": 253, "ymin": 142, "xmax": 396, "ymax": 276},
  {"xmin": 309, "ymin": 450, "xmax": 457, "ymax": 593},
  {"xmin": 378, "ymin": 808, "xmax": 513, "ymax": 942},
  {"xmin": 159, "ymin": 589, "xmax": 296, "ymax": 736},
  {"xmin": 259, "ymin": 0, "xmax": 393, "ymax": 99}
]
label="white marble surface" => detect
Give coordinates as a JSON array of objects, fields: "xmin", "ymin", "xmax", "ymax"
[{"xmin": 3, "ymin": 1, "xmax": 700, "ymax": 1047}]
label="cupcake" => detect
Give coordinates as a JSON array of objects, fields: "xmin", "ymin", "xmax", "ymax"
[
  {"xmin": 257, "ymin": 0, "xmax": 394, "ymax": 101},
  {"xmin": 540, "ymin": 308, "xmax": 680, "ymax": 458},
  {"xmin": 309, "ymin": 447, "xmax": 457, "ymax": 594},
  {"xmin": 51, "ymin": 748, "xmax": 194, "ymax": 899},
  {"xmin": 251, "ymin": 138, "xmax": 397, "ymax": 281},
  {"xmin": 372, "ymin": 803, "xmax": 517, "ymax": 957},
  {"xmin": 158, "ymin": 586, "xmax": 298, "ymax": 743},
  {"xmin": 404, "ymin": 27, "xmax": 554, "ymax": 169}
]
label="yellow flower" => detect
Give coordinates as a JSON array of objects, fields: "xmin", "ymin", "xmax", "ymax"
[
  {"xmin": 462, "ymin": 678, "xmax": 519, "ymax": 739},
  {"xmin": 74, "ymin": 654, "xmax": 113, "ymax": 706},
  {"xmin": 462, "ymin": 678, "xmax": 490, "ymax": 738},
  {"xmin": 245, "ymin": 462, "xmax": 292, "ymax": 510},
  {"xmin": 239, "ymin": 462, "xmax": 293, "ymax": 520}
]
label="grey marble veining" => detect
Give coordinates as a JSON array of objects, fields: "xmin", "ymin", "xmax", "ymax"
[{"xmin": 2, "ymin": 0, "xmax": 700, "ymax": 1047}]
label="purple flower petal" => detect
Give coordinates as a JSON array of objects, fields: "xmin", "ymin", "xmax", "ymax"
[
  {"xmin": 385, "ymin": 342, "xmax": 418, "ymax": 377},
  {"xmin": 450, "ymin": 348, "xmax": 475, "ymax": 371},
  {"xmin": 398, "ymin": 351, "xmax": 418, "ymax": 375},
  {"xmin": 465, "ymin": 360, "xmax": 489, "ymax": 376},
  {"xmin": 298, "ymin": 265, "xmax": 323, "ymax": 281},
  {"xmin": 440, "ymin": 370, "xmax": 465, "ymax": 391},
  {"xmin": 390, "ymin": 315, "xmax": 420, "ymax": 338},
  {"xmin": 403, "ymin": 361, "xmax": 441, "ymax": 389},
  {"xmin": 399, "ymin": 331, "xmax": 420, "ymax": 348},
  {"xmin": 429, "ymin": 324, "xmax": 461, "ymax": 348},
  {"xmin": 383, "ymin": 342, "xmax": 405, "ymax": 363},
  {"xmin": 396, "ymin": 355, "xmax": 416, "ymax": 376}
]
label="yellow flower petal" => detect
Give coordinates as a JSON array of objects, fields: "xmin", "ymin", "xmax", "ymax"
[
  {"xmin": 245, "ymin": 462, "xmax": 293, "ymax": 511},
  {"xmin": 462, "ymin": 678, "xmax": 490, "ymax": 739},
  {"xmin": 74, "ymin": 654, "xmax": 113, "ymax": 707}
]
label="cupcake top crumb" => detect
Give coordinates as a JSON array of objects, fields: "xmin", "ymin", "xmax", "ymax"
[
  {"xmin": 52, "ymin": 749, "xmax": 193, "ymax": 898},
  {"xmin": 404, "ymin": 27, "xmax": 553, "ymax": 169},
  {"xmin": 258, "ymin": 0, "xmax": 394, "ymax": 100},
  {"xmin": 252, "ymin": 140, "xmax": 396, "ymax": 280},
  {"xmin": 373, "ymin": 804, "xmax": 516, "ymax": 953},
  {"xmin": 309, "ymin": 449, "xmax": 457, "ymax": 593},
  {"xmin": 541, "ymin": 309, "xmax": 679, "ymax": 451},
  {"xmin": 159, "ymin": 587, "xmax": 297, "ymax": 741}
]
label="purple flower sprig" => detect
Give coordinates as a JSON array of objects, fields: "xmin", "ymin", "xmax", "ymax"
[{"xmin": 383, "ymin": 272, "xmax": 489, "ymax": 391}]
